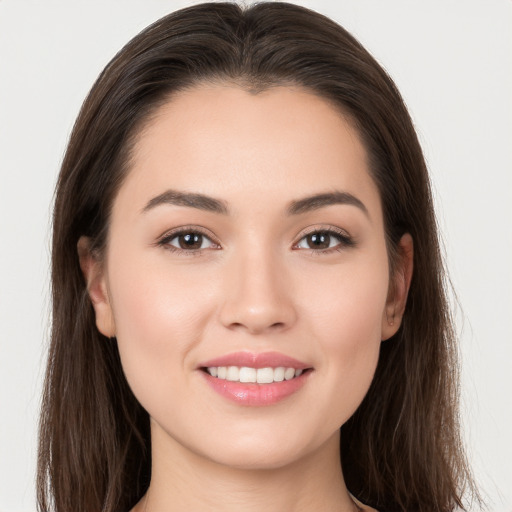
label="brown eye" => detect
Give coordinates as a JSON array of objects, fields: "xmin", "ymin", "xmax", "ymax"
[
  {"xmin": 161, "ymin": 230, "xmax": 217, "ymax": 252},
  {"xmin": 295, "ymin": 229, "xmax": 354, "ymax": 253},
  {"xmin": 305, "ymin": 232, "xmax": 331, "ymax": 250},
  {"xmin": 176, "ymin": 232, "xmax": 204, "ymax": 250}
]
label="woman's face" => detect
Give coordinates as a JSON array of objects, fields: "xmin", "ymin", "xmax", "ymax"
[{"xmin": 84, "ymin": 84, "xmax": 409, "ymax": 470}]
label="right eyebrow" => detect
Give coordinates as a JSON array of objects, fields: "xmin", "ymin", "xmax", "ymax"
[{"xmin": 141, "ymin": 189, "xmax": 230, "ymax": 215}]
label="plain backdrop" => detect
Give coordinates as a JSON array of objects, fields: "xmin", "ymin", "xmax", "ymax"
[{"xmin": 0, "ymin": 1, "xmax": 511, "ymax": 511}]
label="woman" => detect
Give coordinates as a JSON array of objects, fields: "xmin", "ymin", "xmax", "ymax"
[{"xmin": 37, "ymin": 2, "xmax": 479, "ymax": 511}]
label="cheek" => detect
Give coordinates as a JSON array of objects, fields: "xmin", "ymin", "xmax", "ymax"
[
  {"xmin": 299, "ymin": 257, "xmax": 389, "ymax": 347},
  {"xmin": 106, "ymin": 252, "xmax": 215, "ymax": 407},
  {"xmin": 297, "ymin": 259, "xmax": 388, "ymax": 422}
]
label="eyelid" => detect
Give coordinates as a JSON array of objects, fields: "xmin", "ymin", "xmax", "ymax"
[
  {"xmin": 293, "ymin": 225, "xmax": 355, "ymax": 253},
  {"xmin": 156, "ymin": 225, "xmax": 221, "ymax": 254}
]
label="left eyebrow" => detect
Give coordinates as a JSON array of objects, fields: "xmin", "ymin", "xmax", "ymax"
[{"xmin": 286, "ymin": 191, "xmax": 369, "ymax": 217}]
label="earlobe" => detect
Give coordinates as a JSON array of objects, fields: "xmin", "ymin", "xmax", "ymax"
[
  {"xmin": 381, "ymin": 233, "xmax": 414, "ymax": 341},
  {"xmin": 77, "ymin": 236, "xmax": 116, "ymax": 337}
]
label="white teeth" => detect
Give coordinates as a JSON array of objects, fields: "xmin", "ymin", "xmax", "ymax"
[
  {"xmin": 206, "ymin": 366, "xmax": 305, "ymax": 383},
  {"xmin": 226, "ymin": 366, "xmax": 239, "ymax": 381},
  {"xmin": 239, "ymin": 367, "xmax": 257, "ymax": 383},
  {"xmin": 273, "ymin": 367, "xmax": 285, "ymax": 382},
  {"xmin": 257, "ymin": 367, "xmax": 274, "ymax": 384},
  {"xmin": 284, "ymin": 367, "xmax": 296, "ymax": 380}
]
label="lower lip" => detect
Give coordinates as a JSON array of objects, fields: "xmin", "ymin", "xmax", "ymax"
[{"xmin": 200, "ymin": 370, "xmax": 310, "ymax": 406}]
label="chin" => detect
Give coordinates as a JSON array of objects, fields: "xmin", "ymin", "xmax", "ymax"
[
  {"xmin": 204, "ymin": 446, "xmax": 307, "ymax": 471},
  {"xmin": 194, "ymin": 426, "xmax": 334, "ymax": 472}
]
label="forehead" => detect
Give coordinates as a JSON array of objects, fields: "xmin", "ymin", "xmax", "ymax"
[{"xmin": 118, "ymin": 83, "xmax": 381, "ymax": 221}]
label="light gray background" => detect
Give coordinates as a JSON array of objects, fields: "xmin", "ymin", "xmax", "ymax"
[{"xmin": 0, "ymin": 1, "xmax": 511, "ymax": 511}]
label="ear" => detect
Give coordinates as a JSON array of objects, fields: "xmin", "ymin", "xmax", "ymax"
[
  {"xmin": 381, "ymin": 233, "xmax": 414, "ymax": 341},
  {"xmin": 77, "ymin": 236, "xmax": 116, "ymax": 338}
]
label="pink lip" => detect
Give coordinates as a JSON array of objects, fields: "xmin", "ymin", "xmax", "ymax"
[
  {"xmin": 198, "ymin": 351, "xmax": 313, "ymax": 407},
  {"xmin": 199, "ymin": 351, "xmax": 311, "ymax": 370},
  {"xmin": 200, "ymin": 371, "xmax": 310, "ymax": 406}
]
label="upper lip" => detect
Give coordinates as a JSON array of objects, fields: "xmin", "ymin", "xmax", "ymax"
[{"xmin": 199, "ymin": 351, "xmax": 312, "ymax": 370}]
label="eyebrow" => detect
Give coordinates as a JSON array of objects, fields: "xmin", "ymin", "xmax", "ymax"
[
  {"xmin": 287, "ymin": 191, "xmax": 368, "ymax": 217},
  {"xmin": 142, "ymin": 189, "xmax": 369, "ymax": 217},
  {"xmin": 142, "ymin": 189, "xmax": 229, "ymax": 215}
]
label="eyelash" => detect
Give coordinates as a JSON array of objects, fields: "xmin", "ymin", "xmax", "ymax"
[
  {"xmin": 157, "ymin": 226, "xmax": 220, "ymax": 257},
  {"xmin": 156, "ymin": 225, "xmax": 355, "ymax": 257},
  {"xmin": 294, "ymin": 226, "xmax": 355, "ymax": 256}
]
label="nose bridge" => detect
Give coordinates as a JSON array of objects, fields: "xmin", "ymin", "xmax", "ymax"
[{"xmin": 219, "ymin": 238, "xmax": 297, "ymax": 334}]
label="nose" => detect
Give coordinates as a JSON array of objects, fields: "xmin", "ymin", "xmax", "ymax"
[{"xmin": 219, "ymin": 246, "xmax": 297, "ymax": 335}]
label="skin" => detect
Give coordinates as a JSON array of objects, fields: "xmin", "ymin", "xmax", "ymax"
[{"xmin": 79, "ymin": 84, "xmax": 413, "ymax": 512}]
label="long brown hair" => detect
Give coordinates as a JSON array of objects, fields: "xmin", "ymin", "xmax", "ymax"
[{"xmin": 38, "ymin": 3, "xmax": 478, "ymax": 511}]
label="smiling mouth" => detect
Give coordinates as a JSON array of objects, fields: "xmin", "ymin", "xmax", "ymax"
[
  {"xmin": 202, "ymin": 366, "xmax": 311, "ymax": 384},
  {"xmin": 199, "ymin": 353, "xmax": 313, "ymax": 405}
]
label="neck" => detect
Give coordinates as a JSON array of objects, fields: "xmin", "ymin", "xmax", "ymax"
[{"xmin": 134, "ymin": 421, "xmax": 359, "ymax": 512}]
